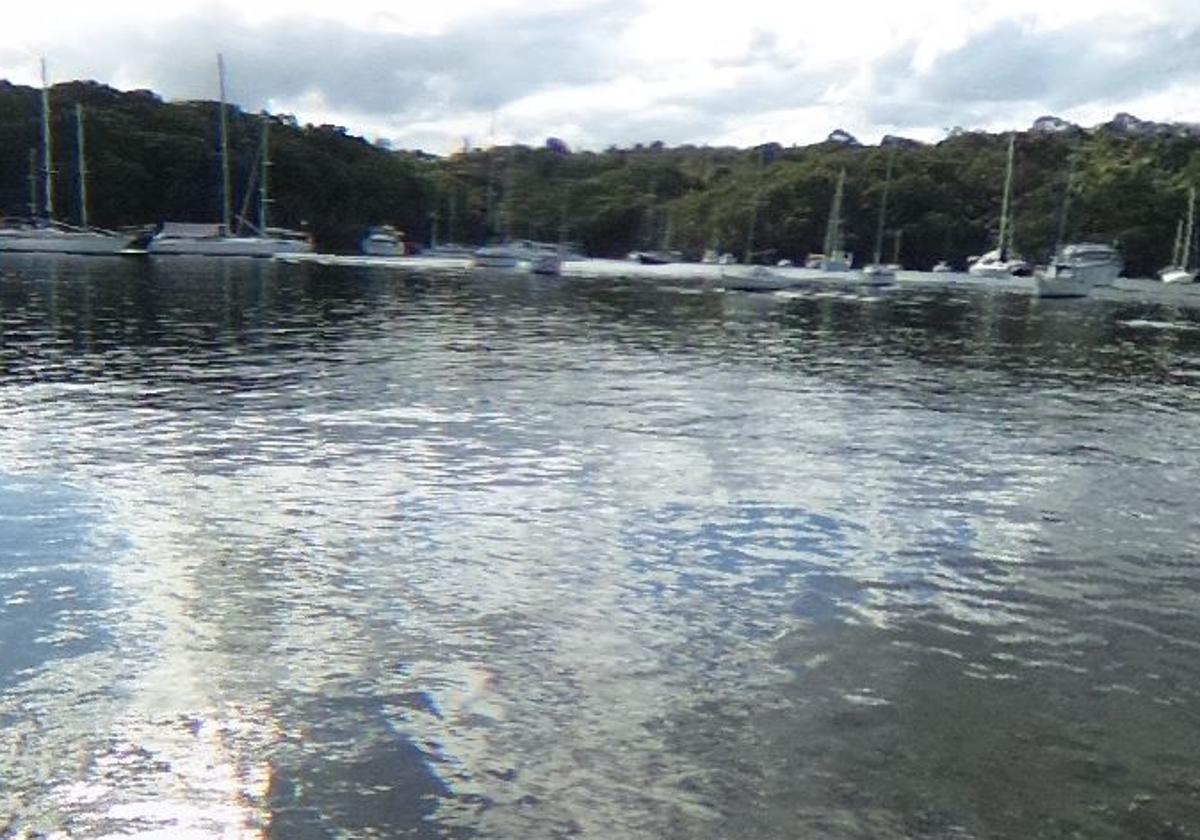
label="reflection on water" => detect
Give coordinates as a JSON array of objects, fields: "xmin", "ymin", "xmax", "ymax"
[{"xmin": 1, "ymin": 254, "xmax": 1199, "ymax": 839}]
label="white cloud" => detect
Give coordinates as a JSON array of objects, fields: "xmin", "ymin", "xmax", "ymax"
[{"xmin": 2, "ymin": 0, "xmax": 1198, "ymax": 153}]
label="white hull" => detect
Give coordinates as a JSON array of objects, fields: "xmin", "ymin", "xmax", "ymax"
[
  {"xmin": 720, "ymin": 265, "xmax": 797, "ymax": 291},
  {"xmin": 0, "ymin": 229, "xmax": 134, "ymax": 255},
  {"xmin": 1036, "ymin": 243, "xmax": 1123, "ymax": 297},
  {"xmin": 473, "ymin": 242, "xmax": 562, "ymax": 276},
  {"xmin": 1160, "ymin": 268, "xmax": 1196, "ymax": 284},
  {"xmin": 861, "ymin": 264, "xmax": 898, "ymax": 285},
  {"xmin": 805, "ymin": 252, "xmax": 853, "ymax": 271},
  {"xmin": 147, "ymin": 235, "xmax": 313, "ymax": 257},
  {"xmin": 362, "ymin": 239, "xmax": 402, "ymax": 257}
]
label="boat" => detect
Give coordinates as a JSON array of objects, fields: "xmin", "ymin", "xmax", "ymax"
[
  {"xmin": 1159, "ymin": 187, "xmax": 1196, "ymax": 284},
  {"xmin": 931, "ymin": 260, "xmax": 953, "ymax": 273},
  {"xmin": 806, "ymin": 169, "xmax": 853, "ymax": 271},
  {"xmin": 701, "ymin": 248, "xmax": 735, "ymax": 265},
  {"xmin": 627, "ymin": 249, "xmax": 683, "ymax": 265},
  {"xmin": 361, "ymin": 225, "xmax": 406, "ymax": 257},
  {"xmin": 147, "ymin": 55, "xmax": 312, "ymax": 258},
  {"xmin": 472, "ymin": 239, "xmax": 562, "ymax": 275},
  {"xmin": 1035, "ymin": 243, "xmax": 1123, "ymax": 298},
  {"xmin": 969, "ymin": 134, "xmax": 1031, "ymax": 278},
  {"xmin": 719, "ymin": 264, "xmax": 801, "ymax": 291},
  {"xmin": 0, "ymin": 61, "xmax": 136, "ymax": 255},
  {"xmin": 861, "ymin": 155, "xmax": 898, "ymax": 285}
]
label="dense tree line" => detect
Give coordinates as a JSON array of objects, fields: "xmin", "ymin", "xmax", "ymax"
[{"xmin": 2, "ymin": 79, "xmax": 1199, "ymax": 275}]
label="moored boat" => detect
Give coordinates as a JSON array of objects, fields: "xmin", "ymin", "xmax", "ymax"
[
  {"xmin": 361, "ymin": 225, "xmax": 406, "ymax": 257},
  {"xmin": 473, "ymin": 240, "xmax": 562, "ymax": 275},
  {"xmin": 1035, "ymin": 242, "xmax": 1122, "ymax": 298},
  {"xmin": 1158, "ymin": 187, "xmax": 1196, "ymax": 284}
]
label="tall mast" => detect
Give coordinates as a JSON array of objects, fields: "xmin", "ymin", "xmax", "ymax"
[
  {"xmin": 76, "ymin": 103, "xmax": 89, "ymax": 229},
  {"xmin": 1183, "ymin": 187, "xmax": 1196, "ymax": 271},
  {"xmin": 258, "ymin": 115, "xmax": 270, "ymax": 233},
  {"xmin": 997, "ymin": 133, "xmax": 1015, "ymax": 259},
  {"xmin": 1172, "ymin": 220, "xmax": 1184, "ymax": 268},
  {"xmin": 823, "ymin": 169, "xmax": 846, "ymax": 256},
  {"xmin": 27, "ymin": 149, "xmax": 38, "ymax": 218},
  {"xmin": 1053, "ymin": 167, "xmax": 1075, "ymax": 256},
  {"xmin": 218, "ymin": 53, "xmax": 232, "ymax": 236},
  {"xmin": 40, "ymin": 59, "xmax": 55, "ymax": 221},
  {"xmin": 744, "ymin": 146, "xmax": 763, "ymax": 265},
  {"xmin": 872, "ymin": 153, "xmax": 894, "ymax": 265}
]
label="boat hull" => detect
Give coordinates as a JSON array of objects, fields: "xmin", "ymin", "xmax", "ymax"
[
  {"xmin": 0, "ymin": 229, "xmax": 134, "ymax": 255},
  {"xmin": 147, "ymin": 236, "xmax": 313, "ymax": 257},
  {"xmin": 1160, "ymin": 268, "xmax": 1196, "ymax": 285}
]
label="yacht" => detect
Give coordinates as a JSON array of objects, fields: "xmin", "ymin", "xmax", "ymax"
[
  {"xmin": 861, "ymin": 154, "xmax": 898, "ymax": 285},
  {"xmin": 1035, "ymin": 243, "xmax": 1122, "ymax": 298},
  {"xmin": 1159, "ymin": 187, "xmax": 1196, "ymax": 284},
  {"xmin": 148, "ymin": 55, "xmax": 312, "ymax": 258},
  {"xmin": 969, "ymin": 134, "xmax": 1030, "ymax": 278},
  {"xmin": 472, "ymin": 240, "xmax": 562, "ymax": 275},
  {"xmin": 0, "ymin": 62, "xmax": 136, "ymax": 255},
  {"xmin": 807, "ymin": 169, "xmax": 853, "ymax": 271},
  {"xmin": 146, "ymin": 222, "xmax": 311, "ymax": 256}
]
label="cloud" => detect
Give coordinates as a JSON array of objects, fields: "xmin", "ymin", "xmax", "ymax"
[{"xmin": 4, "ymin": 1, "xmax": 1200, "ymax": 153}]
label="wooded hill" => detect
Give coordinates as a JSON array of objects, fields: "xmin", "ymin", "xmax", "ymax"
[{"xmin": 2, "ymin": 79, "xmax": 1199, "ymax": 276}]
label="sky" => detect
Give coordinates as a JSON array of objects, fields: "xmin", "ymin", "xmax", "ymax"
[{"xmin": 2, "ymin": 0, "xmax": 1199, "ymax": 155}]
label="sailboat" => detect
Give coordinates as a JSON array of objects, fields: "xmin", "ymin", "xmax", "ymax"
[
  {"xmin": 968, "ymin": 134, "xmax": 1032, "ymax": 277},
  {"xmin": 862, "ymin": 154, "xmax": 898, "ymax": 284},
  {"xmin": 0, "ymin": 61, "xmax": 138, "ymax": 255},
  {"xmin": 805, "ymin": 169, "xmax": 852, "ymax": 271},
  {"xmin": 147, "ymin": 55, "xmax": 312, "ymax": 257},
  {"xmin": 1159, "ymin": 187, "xmax": 1196, "ymax": 284}
]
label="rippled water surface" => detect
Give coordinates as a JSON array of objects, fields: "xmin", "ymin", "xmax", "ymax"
[{"xmin": 2, "ymin": 254, "xmax": 1199, "ymax": 839}]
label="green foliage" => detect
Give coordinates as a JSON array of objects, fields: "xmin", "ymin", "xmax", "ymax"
[{"xmin": 2, "ymin": 79, "xmax": 1198, "ymax": 272}]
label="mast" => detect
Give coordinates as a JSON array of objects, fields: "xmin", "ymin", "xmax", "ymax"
[
  {"xmin": 823, "ymin": 169, "xmax": 846, "ymax": 256},
  {"xmin": 1171, "ymin": 220, "xmax": 1184, "ymax": 267},
  {"xmin": 1183, "ymin": 187, "xmax": 1196, "ymax": 271},
  {"xmin": 872, "ymin": 153, "xmax": 894, "ymax": 265},
  {"xmin": 258, "ymin": 115, "xmax": 270, "ymax": 233},
  {"xmin": 892, "ymin": 228, "xmax": 903, "ymax": 265},
  {"xmin": 1053, "ymin": 167, "xmax": 1075, "ymax": 257},
  {"xmin": 27, "ymin": 149, "xmax": 38, "ymax": 218},
  {"xmin": 40, "ymin": 59, "xmax": 54, "ymax": 221},
  {"xmin": 76, "ymin": 103, "xmax": 89, "ymax": 229},
  {"xmin": 997, "ymin": 133, "xmax": 1015, "ymax": 260},
  {"xmin": 744, "ymin": 146, "xmax": 763, "ymax": 265},
  {"xmin": 218, "ymin": 53, "xmax": 232, "ymax": 236}
]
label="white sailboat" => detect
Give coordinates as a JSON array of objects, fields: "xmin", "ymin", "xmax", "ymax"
[
  {"xmin": 1159, "ymin": 187, "xmax": 1196, "ymax": 284},
  {"xmin": 0, "ymin": 61, "xmax": 137, "ymax": 255},
  {"xmin": 805, "ymin": 169, "xmax": 853, "ymax": 271},
  {"xmin": 862, "ymin": 154, "xmax": 898, "ymax": 285},
  {"xmin": 969, "ymin": 134, "xmax": 1031, "ymax": 277},
  {"xmin": 147, "ymin": 55, "xmax": 312, "ymax": 257}
]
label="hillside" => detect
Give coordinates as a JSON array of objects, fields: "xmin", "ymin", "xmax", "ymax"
[{"xmin": 3, "ymin": 79, "xmax": 1200, "ymax": 274}]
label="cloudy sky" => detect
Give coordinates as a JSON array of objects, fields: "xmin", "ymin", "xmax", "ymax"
[{"xmin": 2, "ymin": 0, "xmax": 1199, "ymax": 154}]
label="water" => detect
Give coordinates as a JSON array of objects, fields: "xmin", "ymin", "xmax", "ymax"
[{"xmin": 1, "ymin": 254, "xmax": 1199, "ymax": 839}]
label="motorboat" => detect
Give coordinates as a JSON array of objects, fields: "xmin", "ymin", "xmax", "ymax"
[
  {"xmin": 472, "ymin": 240, "xmax": 562, "ymax": 275},
  {"xmin": 719, "ymin": 264, "xmax": 800, "ymax": 291},
  {"xmin": 1035, "ymin": 242, "xmax": 1122, "ymax": 298},
  {"xmin": 361, "ymin": 225, "xmax": 406, "ymax": 256}
]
